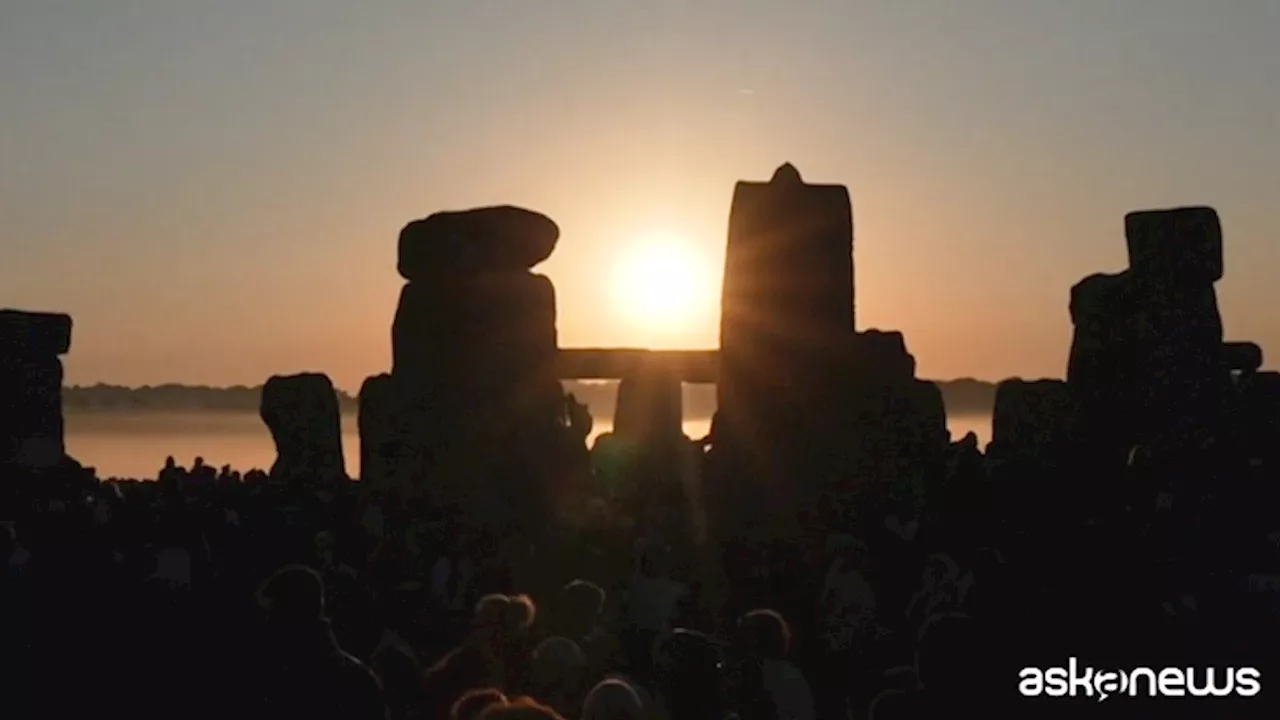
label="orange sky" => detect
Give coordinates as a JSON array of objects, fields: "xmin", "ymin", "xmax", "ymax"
[{"xmin": 4, "ymin": 3, "xmax": 1278, "ymax": 392}]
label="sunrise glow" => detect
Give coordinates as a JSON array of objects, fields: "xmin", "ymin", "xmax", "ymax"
[{"xmin": 610, "ymin": 233, "xmax": 708, "ymax": 333}]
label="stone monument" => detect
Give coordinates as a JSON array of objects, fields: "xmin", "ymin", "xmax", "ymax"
[
  {"xmin": 0, "ymin": 310, "xmax": 72, "ymax": 470},
  {"xmin": 260, "ymin": 372, "xmax": 346, "ymax": 484},
  {"xmin": 369, "ymin": 205, "xmax": 566, "ymax": 530}
]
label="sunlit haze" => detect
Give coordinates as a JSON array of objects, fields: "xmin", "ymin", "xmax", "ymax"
[
  {"xmin": 3, "ymin": 1, "xmax": 1279, "ymax": 392},
  {"xmin": 610, "ymin": 233, "xmax": 714, "ymax": 345}
]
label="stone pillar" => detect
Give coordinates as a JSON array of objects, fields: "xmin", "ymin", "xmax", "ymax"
[
  {"xmin": 714, "ymin": 164, "xmax": 855, "ymax": 512},
  {"xmin": 390, "ymin": 205, "xmax": 565, "ymax": 533},
  {"xmin": 718, "ymin": 163, "xmax": 854, "ymax": 434},
  {"xmin": 1067, "ymin": 207, "xmax": 1230, "ymax": 459},
  {"xmin": 0, "ymin": 310, "xmax": 72, "ymax": 470},
  {"xmin": 613, "ymin": 357, "xmax": 683, "ymax": 445},
  {"xmin": 357, "ymin": 373, "xmax": 398, "ymax": 488},
  {"xmin": 1124, "ymin": 207, "xmax": 1226, "ymax": 445},
  {"xmin": 709, "ymin": 165, "xmax": 946, "ymax": 536},
  {"xmin": 990, "ymin": 378, "xmax": 1071, "ymax": 460},
  {"xmin": 260, "ymin": 372, "xmax": 346, "ymax": 484}
]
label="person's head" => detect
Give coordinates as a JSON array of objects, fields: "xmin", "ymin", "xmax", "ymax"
[
  {"xmin": 653, "ymin": 629, "xmax": 728, "ymax": 720},
  {"xmin": 581, "ymin": 678, "xmax": 645, "ymax": 720},
  {"xmin": 450, "ymin": 688, "xmax": 508, "ymax": 720},
  {"xmin": 529, "ymin": 637, "xmax": 587, "ymax": 716},
  {"xmin": 473, "ymin": 593, "xmax": 537, "ymax": 644},
  {"xmin": 557, "ymin": 579, "xmax": 606, "ymax": 633},
  {"xmin": 737, "ymin": 608, "xmax": 791, "ymax": 661},
  {"xmin": 477, "ymin": 696, "xmax": 565, "ymax": 720},
  {"xmin": 256, "ymin": 565, "xmax": 325, "ymax": 622}
]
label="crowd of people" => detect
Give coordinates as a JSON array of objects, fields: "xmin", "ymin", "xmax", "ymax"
[{"xmin": 2, "ymin": 428, "xmax": 1279, "ymax": 719}]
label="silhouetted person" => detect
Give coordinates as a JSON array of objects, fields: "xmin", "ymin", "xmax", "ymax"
[
  {"xmin": 621, "ymin": 541, "xmax": 688, "ymax": 679},
  {"xmin": 424, "ymin": 593, "xmax": 537, "ymax": 717},
  {"xmin": 450, "ymin": 688, "xmax": 508, "ymax": 720},
  {"xmin": 552, "ymin": 579, "xmax": 617, "ymax": 678},
  {"xmin": 580, "ymin": 677, "xmax": 648, "ymax": 720},
  {"xmin": 527, "ymin": 636, "xmax": 588, "ymax": 718},
  {"xmin": 476, "ymin": 696, "xmax": 566, "ymax": 720},
  {"xmin": 371, "ymin": 632, "xmax": 428, "ymax": 720},
  {"xmin": 737, "ymin": 609, "xmax": 814, "ymax": 720},
  {"xmin": 245, "ymin": 565, "xmax": 388, "ymax": 720},
  {"xmin": 652, "ymin": 629, "xmax": 732, "ymax": 720}
]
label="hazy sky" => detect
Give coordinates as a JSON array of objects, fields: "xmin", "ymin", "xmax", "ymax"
[{"xmin": 3, "ymin": 1, "xmax": 1277, "ymax": 391}]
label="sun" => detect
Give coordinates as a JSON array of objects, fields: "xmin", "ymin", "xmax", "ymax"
[{"xmin": 610, "ymin": 234, "xmax": 705, "ymax": 332}]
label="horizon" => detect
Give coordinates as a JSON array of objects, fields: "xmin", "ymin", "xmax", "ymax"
[
  {"xmin": 60, "ymin": 375, "xmax": 1006, "ymax": 394},
  {"xmin": 4, "ymin": 3, "xmax": 1278, "ymax": 391}
]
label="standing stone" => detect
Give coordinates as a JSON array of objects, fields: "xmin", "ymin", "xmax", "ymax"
[
  {"xmin": 850, "ymin": 329, "xmax": 916, "ymax": 385},
  {"xmin": 358, "ymin": 373, "xmax": 399, "ymax": 488},
  {"xmin": 0, "ymin": 310, "xmax": 72, "ymax": 470},
  {"xmin": 1126, "ymin": 208, "xmax": 1225, "ymax": 444},
  {"xmin": 1125, "ymin": 206, "xmax": 1222, "ymax": 284},
  {"xmin": 719, "ymin": 162, "xmax": 854, "ymax": 414},
  {"xmin": 716, "ymin": 164, "xmax": 853, "ymax": 470},
  {"xmin": 840, "ymin": 334, "xmax": 947, "ymax": 508},
  {"xmin": 387, "ymin": 205, "xmax": 569, "ymax": 535},
  {"xmin": 991, "ymin": 379, "xmax": 1071, "ymax": 459},
  {"xmin": 1071, "ymin": 211, "xmax": 1225, "ymax": 443},
  {"xmin": 392, "ymin": 272, "xmax": 557, "ymax": 383},
  {"xmin": 1237, "ymin": 371, "xmax": 1280, "ymax": 466},
  {"xmin": 260, "ymin": 373, "xmax": 346, "ymax": 484},
  {"xmin": 602, "ymin": 357, "xmax": 692, "ymax": 511},
  {"xmin": 613, "ymin": 356, "xmax": 683, "ymax": 444},
  {"xmin": 1221, "ymin": 342, "xmax": 1263, "ymax": 376},
  {"xmin": 1066, "ymin": 271, "xmax": 1139, "ymax": 455},
  {"xmin": 1067, "ymin": 206, "xmax": 1238, "ymax": 462},
  {"xmin": 710, "ymin": 165, "xmax": 955, "ymax": 542}
]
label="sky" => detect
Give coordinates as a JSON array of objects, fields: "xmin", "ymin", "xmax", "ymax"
[{"xmin": 2, "ymin": 1, "xmax": 1278, "ymax": 392}]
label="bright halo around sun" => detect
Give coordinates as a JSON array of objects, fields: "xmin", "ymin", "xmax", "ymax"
[{"xmin": 610, "ymin": 233, "xmax": 706, "ymax": 333}]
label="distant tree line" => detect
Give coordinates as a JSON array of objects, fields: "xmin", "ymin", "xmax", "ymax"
[{"xmin": 61, "ymin": 378, "xmax": 1002, "ymax": 417}]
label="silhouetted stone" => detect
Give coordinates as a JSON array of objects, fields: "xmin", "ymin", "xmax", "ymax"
[
  {"xmin": 0, "ymin": 309, "xmax": 72, "ymax": 469},
  {"xmin": 1125, "ymin": 206, "xmax": 1222, "ymax": 284},
  {"xmin": 614, "ymin": 359, "xmax": 683, "ymax": 444},
  {"xmin": 1223, "ymin": 342, "xmax": 1263, "ymax": 374},
  {"xmin": 991, "ymin": 379, "xmax": 1071, "ymax": 458},
  {"xmin": 1238, "ymin": 371, "xmax": 1280, "ymax": 465},
  {"xmin": 0, "ymin": 310, "xmax": 72, "ymax": 356},
  {"xmin": 771, "ymin": 162, "xmax": 803, "ymax": 184},
  {"xmin": 720, "ymin": 162, "xmax": 854, "ymax": 376},
  {"xmin": 840, "ymin": 379, "xmax": 947, "ymax": 499},
  {"xmin": 260, "ymin": 373, "xmax": 345, "ymax": 484},
  {"xmin": 1067, "ymin": 206, "xmax": 1245, "ymax": 461},
  {"xmin": 0, "ymin": 355, "xmax": 65, "ymax": 468},
  {"xmin": 392, "ymin": 271, "xmax": 557, "ymax": 383},
  {"xmin": 555, "ymin": 348, "xmax": 719, "ymax": 383},
  {"xmin": 851, "ymin": 329, "xmax": 916, "ymax": 384},
  {"xmin": 397, "ymin": 205, "xmax": 559, "ymax": 279},
  {"xmin": 716, "ymin": 162, "xmax": 855, "ymax": 495},
  {"xmin": 1132, "ymin": 282, "xmax": 1224, "ymax": 439},
  {"xmin": 357, "ymin": 373, "xmax": 399, "ymax": 487},
  {"xmin": 710, "ymin": 165, "xmax": 952, "ymax": 550},
  {"xmin": 1067, "ymin": 271, "xmax": 1140, "ymax": 452},
  {"xmin": 387, "ymin": 204, "xmax": 570, "ymax": 535}
]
